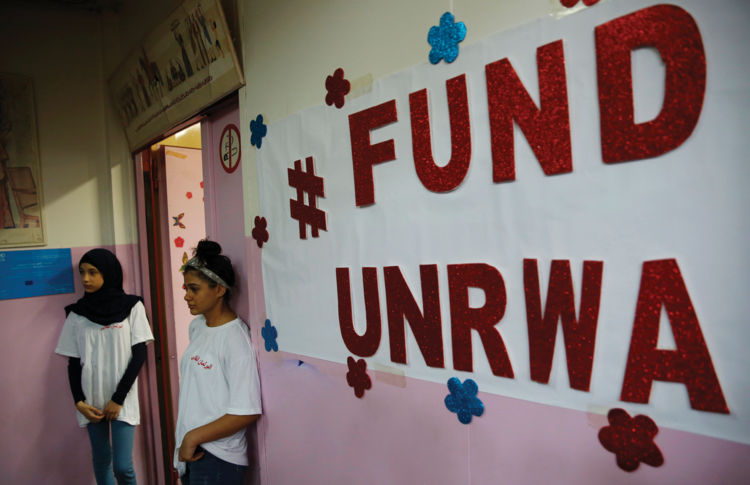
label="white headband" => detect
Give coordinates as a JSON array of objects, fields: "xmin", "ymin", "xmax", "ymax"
[{"xmin": 186, "ymin": 257, "xmax": 232, "ymax": 290}]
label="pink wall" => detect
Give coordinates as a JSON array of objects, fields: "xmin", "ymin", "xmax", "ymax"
[
  {"xmin": 254, "ymin": 349, "xmax": 750, "ymax": 485},
  {"xmin": 0, "ymin": 244, "xmax": 158, "ymax": 485}
]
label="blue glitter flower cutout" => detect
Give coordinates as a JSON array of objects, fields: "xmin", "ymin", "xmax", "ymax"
[
  {"xmin": 261, "ymin": 319, "xmax": 278, "ymax": 352},
  {"xmin": 250, "ymin": 114, "xmax": 267, "ymax": 149},
  {"xmin": 428, "ymin": 12, "xmax": 467, "ymax": 64},
  {"xmin": 444, "ymin": 377, "xmax": 484, "ymax": 424}
]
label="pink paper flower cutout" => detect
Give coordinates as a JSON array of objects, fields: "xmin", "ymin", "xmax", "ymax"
[
  {"xmin": 325, "ymin": 68, "xmax": 351, "ymax": 109},
  {"xmin": 598, "ymin": 408, "xmax": 664, "ymax": 472},
  {"xmin": 346, "ymin": 356, "xmax": 371, "ymax": 398},
  {"xmin": 174, "ymin": 237, "xmax": 185, "ymax": 248},
  {"xmin": 186, "ymin": 191, "xmax": 193, "ymax": 199},
  {"xmin": 251, "ymin": 216, "xmax": 269, "ymax": 248}
]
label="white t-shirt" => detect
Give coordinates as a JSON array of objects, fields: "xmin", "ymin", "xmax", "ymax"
[
  {"xmin": 55, "ymin": 301, "xmax": 154, "ymax": 427},
  {"xmin": 173, "ymin": 316, "xmax": 262, "ymax": 475}
]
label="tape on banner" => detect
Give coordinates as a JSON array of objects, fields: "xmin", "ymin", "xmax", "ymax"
[
  {"xmin": 586, "ymin": 403, "xmax": 611, "ymax": 429},
  {"xmin": 347, "ymin": 74, "xmax": 374, "ymax": 101},
  {"xmin": 374, "ymin": 362, "xmax": 407, "ymax": 388}
]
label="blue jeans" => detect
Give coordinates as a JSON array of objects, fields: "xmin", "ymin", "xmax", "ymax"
[
  {"xmin": 182, "ymin": 449, "xmax": 247, "ymax": 485},
  {"xmin": 87, "ymin": 420, "xmax": 136, "ymax": 485}
]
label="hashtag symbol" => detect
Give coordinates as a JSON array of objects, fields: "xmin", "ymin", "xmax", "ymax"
[{"xmin": 288, "ymin": 156, "xmax": 327, "ymax": 239}]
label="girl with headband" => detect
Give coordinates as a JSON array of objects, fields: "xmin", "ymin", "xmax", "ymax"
[
  {"xmin": 174, "ymin": 239, "xmax": 262, "ymax": 484},
  {"xmin": 55, "ymin": 248, "xmax": 154, "ymax": 485}
]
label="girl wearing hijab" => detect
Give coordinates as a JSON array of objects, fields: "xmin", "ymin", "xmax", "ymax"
[
  {"xmin": 55, "ymin": 249, "xmax": 154, "ymax": 485},
  {"xmin": 174, "ymin": 240, "xmax": 261, "ymax": 485}
]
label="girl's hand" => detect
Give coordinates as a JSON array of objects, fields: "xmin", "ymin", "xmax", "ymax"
[
  {"xmin": 103, "ymin": 400, "xmax": 123, "ymax": 421},
  {"xmin": 177, "ymin": 432, "xmax": 204, "ymax": 462},
  {"xmin": 76, "ymin": 401, "xmax": 104, "ymax": 423}
]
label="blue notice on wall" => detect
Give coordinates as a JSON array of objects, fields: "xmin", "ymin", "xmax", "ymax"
[{"xmin": 0, "ymin": 248, "xmax": 75, "ymax": 300}]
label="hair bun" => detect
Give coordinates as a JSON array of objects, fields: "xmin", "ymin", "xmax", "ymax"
[{"xmin": 195, "ymin": 239, "xmax": 222, "ymax": 258}]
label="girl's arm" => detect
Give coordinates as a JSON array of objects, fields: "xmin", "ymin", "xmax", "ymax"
[
  {"xmin": 68, "ymin": 357, "xmax": 104, "ymax": 422},
  {"xmin": 103, "ymin": 342, "xmax": 148, "ymax": 421},
  {"xmin": 111, "ymin": 342, "xmax": 148, "ymax": 404},
  {"xmin": 67, "ymin": 357, "xmax": 86, "ymax": 405},
  {"xmin": 178, "ymin": 414, "xmax": 261, "ymax": 462}
]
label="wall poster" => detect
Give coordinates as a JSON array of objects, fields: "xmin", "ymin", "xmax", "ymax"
[
  {"xmin": 0, "ymin": 74, "xmax": 45, "ymax": 248},
  {"xmin": 108, "ymin": 0, "xmax": 244, "ymax": 152}
]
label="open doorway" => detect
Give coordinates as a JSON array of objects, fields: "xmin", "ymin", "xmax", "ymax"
[
  {"xmin": 157, "ymin": 125, "xmax": 207, "ymax": 376},
  {"xmin": 134, "ymin": 93, "xmax": 253, "ymax": 485}
]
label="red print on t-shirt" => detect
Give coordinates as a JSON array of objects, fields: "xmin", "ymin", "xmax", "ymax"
[
  {"xmin": 100, "ymin": 324, "xmax": 124, "ymax": 332},
  {"xmin": 191, "ymin": 355, "xmax": 213, "ymax": 370}
]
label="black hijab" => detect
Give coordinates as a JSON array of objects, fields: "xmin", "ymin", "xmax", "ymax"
[{"xmin": 65, "ymin": 248, "xmax": 143, "ymax": 325}]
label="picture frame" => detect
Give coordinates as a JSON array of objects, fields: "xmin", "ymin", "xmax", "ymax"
[
  {"xmin": 0, "ymin": 73, "xmax": 45, "ymax": 248},
  {"xmin": 108, "ymin": 0, "xmax": 245, "ymax": 152}
]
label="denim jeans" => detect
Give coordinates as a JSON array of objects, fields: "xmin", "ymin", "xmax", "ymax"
[
  {"xmin": 182, "ymin": 449, "xmax": 247, "ymax": 485},
  {"xmin": 87, "ymin": 420, "xmax": 136, "ymax": 485}
]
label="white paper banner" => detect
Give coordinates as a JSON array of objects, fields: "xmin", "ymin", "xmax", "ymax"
[{"xmin": 255, "ymin": 0, "xmax": 750, "ymax": 444}]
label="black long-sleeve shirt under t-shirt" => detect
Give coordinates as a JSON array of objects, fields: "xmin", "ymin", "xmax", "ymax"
[{"xmin": 67, "ymin": 342, "xmax": 147, "ymax": 406}]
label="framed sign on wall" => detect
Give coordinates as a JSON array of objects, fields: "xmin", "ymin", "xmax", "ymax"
[
  {"xmin": 108, "ymin": 0, "xmax": 245, "ymax": 152},
  {"xmin": 0, "ymin": 74, "xmax": 45, "ymax": 248}
]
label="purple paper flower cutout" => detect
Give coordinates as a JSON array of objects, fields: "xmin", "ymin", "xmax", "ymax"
[
  {"xmin": 598, "ymin": 409, "xmax": 664, "ymax": 472},
  {"xmin": 444, "ymin": 377, "xmax": 484, "ymax": 424},
  {"xmin": 428, "ymin": 12, "xmax": 467, "ymax": 64},
  {"xmin": 346, "ymin": 356, "xmax": 371, "ymax": 398},
  {"xmin": 325, "ymin": 68, "xmax": 351, "ymax": 109},
  {"xmin": 561, "ymin": 0, "xmax": 600, "ymax": 7},
  {"xmin": 252, "ymin": 216, "xmax": 269, "ymax": 248}
]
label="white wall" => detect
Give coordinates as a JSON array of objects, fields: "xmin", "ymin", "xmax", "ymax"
[{"xmin": 1, "ymin": 2, "xmax": 116, "ymax": 248}]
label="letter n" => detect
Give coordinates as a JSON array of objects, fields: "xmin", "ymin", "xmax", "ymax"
[
  {"xmin": 485, "ymin": 40, "xmax": 572, "ymax": 182},
  {"xmin": 384, "ymin": 265, "xmax": 444, "ymax": 368}
]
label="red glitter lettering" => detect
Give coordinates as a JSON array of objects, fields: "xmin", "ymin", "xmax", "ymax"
[
  {"xmin": 288, "ymin": 156, "xmax": 327, "ymax": 239},
  {"xmin": 348, "ymin": 100, "xmax": 398, "ymax": 206},
  {"xmin": 409, "ymin": 74, "xmax": 472, "ymax": 192},
  {"xmin": 523, "ymin": 259, "xmax": 604, "ymax": 392},
  {"xmin": 485, "ymin": 40, "xmax": 572, "ymax": 183},
  {"xmin": 336, "ymin": 268, "xmax": 382, "ymax": 357},
  {"xmin": 620, "ymin": 259, "xmax": 729, "ymax": 414},
  {"xmin": 448, "ymin": 263, "xmax": 514, "ymax": 378},
  {"xmin": 595, "ymin": 5, "xmax": 706, "ymax": 163},
  {"xmin": 384, "ymin": 265, "xmax": 444, "ymax": 368}
]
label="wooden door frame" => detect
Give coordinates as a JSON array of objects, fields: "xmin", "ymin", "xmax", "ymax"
[{"xmin": 134, "ymin": 148, "xmax": 179, "ymax": 485}]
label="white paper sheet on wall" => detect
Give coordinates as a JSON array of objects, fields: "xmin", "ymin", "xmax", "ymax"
[{"xmin": 254, "ymin": 0, "xmax": 750, "ymax": 444}]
